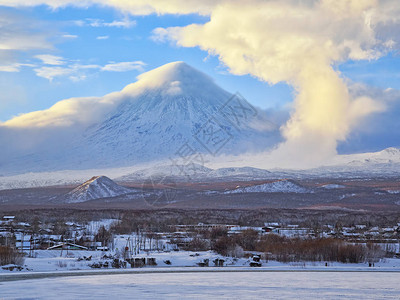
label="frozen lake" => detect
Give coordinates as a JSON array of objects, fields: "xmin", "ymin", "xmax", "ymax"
[{"xmin": 1, "ymin": 271, "xmax": 399, "ymax": 299}]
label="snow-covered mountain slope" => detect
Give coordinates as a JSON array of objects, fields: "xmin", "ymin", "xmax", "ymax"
[
  {"xmin": 81, "ymin": 62, "xmax": 279, "ymax": 166},
  {"xmin": 224, "ymin": 180, "xmax": 311, "ymax": 194},
  {"xmin": 1, "ymin": 145, "xmax": 400, "ymax": 190},
  {"xmin": 116, "ymin": 165, "xmax": 273, "ymax": 182},
  {"xmin": 203, "ymin": 146, "xmax": 400, "ymax": 178},
  {"xmin": 63, "ymin": 176, "xmax": 133, "ymax": 203},
  {"xmin": 116, "ymin": 163, "xmax": 213, "ymax": 182},
  {"xmin": 299, "ymin": 148, "xmax": 400, "ymax": 178},
  {"xmin": 0, "ymin": 62, "xmax": 279, "ymax": 175},
  {"xmin": 207, "ymin": 167, "xmax": 271, "ymax": 179},
  {"xmin": 331, "ymin": 147, "xmax": 400, "ymax": 166},
  {"xmin": 1, "ymin": 145, "xmax": 400, "ymax": 191}
]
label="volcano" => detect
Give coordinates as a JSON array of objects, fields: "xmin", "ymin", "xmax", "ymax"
[{"xmin": 0, "ymin": 62, "xmax": 279, "ymax": 174}]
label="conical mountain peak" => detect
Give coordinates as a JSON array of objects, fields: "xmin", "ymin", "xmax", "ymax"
[
  {"xmin": 122, "ymin": 61, "xmax": 218, "ymax": 97},
  {"xmin": 64, "ymin": 175, "xmax": 132, "ymax": 203},
  {"xmin": 138, "ymin": 61, "xmax": 213, "ymax": 85}
]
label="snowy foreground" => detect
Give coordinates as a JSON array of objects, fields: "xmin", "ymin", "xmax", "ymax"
[
  {"xmin": 1, "ymin": 270, "xmax": 400, "ymax": 299},
  {"xmin": 1, "ymin": 250, "xmax": 400, "ymax": 299},
  {"xmin": 2, "ymin": 250, "xmax": 400, "ymax": 273}
]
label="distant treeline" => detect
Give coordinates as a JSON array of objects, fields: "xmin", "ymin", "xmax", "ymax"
[{"xmin": 4, "ymin": 208, "xmax": 399, "ymax": 234}]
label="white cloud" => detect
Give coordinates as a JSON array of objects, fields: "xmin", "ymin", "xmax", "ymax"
[
  {"xmin": 0, "ymin": 63, "xmax": 35, "ymax": 72},
  {"xmin": 0, "ymin": 64, "xmax": 20, "ymax": 72},
  {"xmin": 2, "ymin": 93, "xmax": 121, "ymax": 128},
  {"xmin": 33, "ymin": 64, "xmax": 99, "ymax": 81},
  {"xmin": 0, "ymin": 9, "xmax": 51, "ymax": 49},
  {"xmin": 72, "ymin": 20, "xmax": 85, "ymax": 26},
  {"xmin": 34, "ymin": 66, "xmax": 76, "ymax": 81},
  {"xmin": 150, "ymin": 28, "xmax": 170, "ymax": 43},
  {"xmin": 62, "ymin": 34, "xmax": 78, "ymax": 39},
  {"xmin": 101, "ymin": 61, "xmax": 145, "ymax": 72},
  {"xmin": 96, "ymin": 35, "xmax": 109, "ymax": 40},
  {"xmin": 0, "ymin": 0, "xmax": 216, "ymax": 16},
  {"xmin": 35, "ymin": 54, "xmax": 65, "ymax": 65},
  {"xmin": 0, "ymin": 63, "xmax": 160, "ymax": 128},
  {"xmin": 0, "ymin": 9, "xmax": 52, "ymax": 68},
  {"xmin": 33, "ymin": 60, "xmax": 145, "ymax": 81},
  {"xmin": 101, "ymin": 18, "xmax": 136, "ymax": 28},
  {"xmin": 76, "ymin": 17, "xmax": 136, "ymax": 28}
]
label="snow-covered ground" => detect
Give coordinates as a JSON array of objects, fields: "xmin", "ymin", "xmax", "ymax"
[
  {"xmin": 1, "ymin": 249, "xmax": 399, "ymax": 299},
  {"xmin": 224, "ymin": 180, "xmax": 311, "ymax": 194},
  {"xmin": 1, "ymin": 249, "xmax": 400, "ymax": 273},
  {"xmin": 1, "ymin": 269, "xmax": 400, "ymax": 299}
]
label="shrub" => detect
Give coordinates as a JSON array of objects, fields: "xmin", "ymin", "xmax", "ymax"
[
  {"xmin": 234, "ymin": 229, "xmax": 259, "ymax": 251},
  {"xmin": 0, "ymin": 246, "xmax": 25, "ymax": 266},
  {"xmin": 256, "ymin": 234, "xmax": 371, "ymax": 263},
  {"xmin": 212, "ymin": 236, "xmax": 237, "ymax": 256},
  {"xmin": 186, "ymin": 238, "xmax": 209, "ymax": 251},
  {"xmin": 227, "ymin": 245, "xmax": 244, "ymax": 258}
]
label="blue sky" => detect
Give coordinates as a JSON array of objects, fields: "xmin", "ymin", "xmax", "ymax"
[
  {"xmin": 0, "ymin": 5, "xmax": 292, "ymax": 122},
  {"xmin": 0, "ymin": 1, "xmax": 399, "ymax": 159}
]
